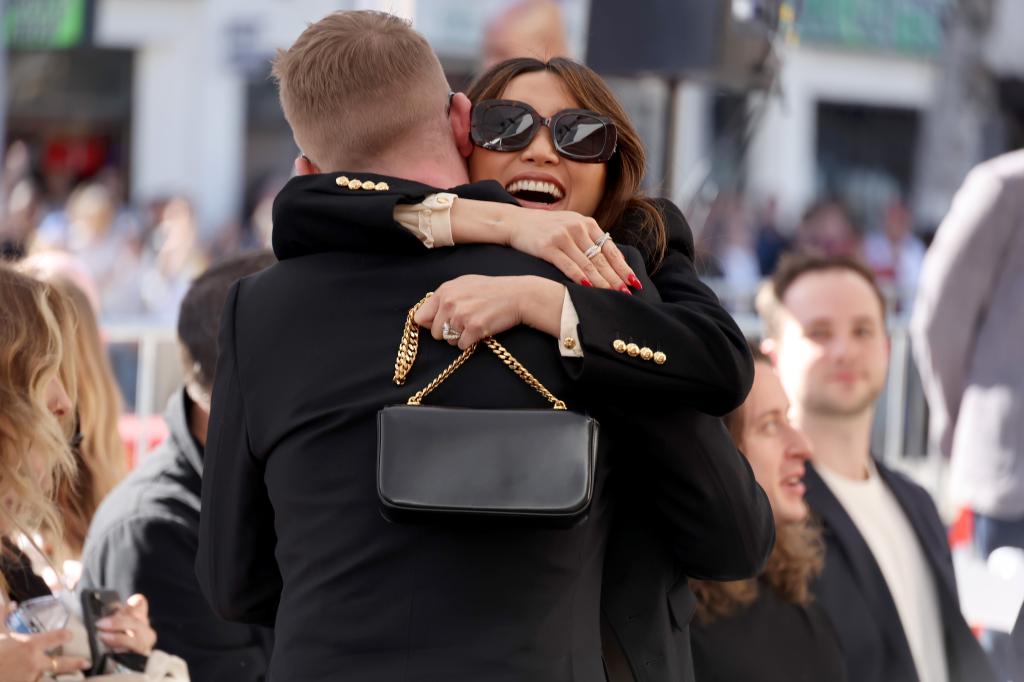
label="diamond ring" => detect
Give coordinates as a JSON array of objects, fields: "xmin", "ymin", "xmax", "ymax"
[
  {"xmin": 442, "ymin": 321, "xmax": 461, "ymax": 341},
  {"xmin": 584, "ymin": 232, "xmax": 612, "ymax": 259}
]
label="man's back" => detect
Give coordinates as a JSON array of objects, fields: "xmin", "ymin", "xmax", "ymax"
[{"xmin": 199, "ymin": 212, "xmax": 616, "ymax": 680}]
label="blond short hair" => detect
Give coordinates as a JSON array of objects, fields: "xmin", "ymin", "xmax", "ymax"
[{"xmin": 271, "ymin": 11, "xmax": 451, "ymax": 171}]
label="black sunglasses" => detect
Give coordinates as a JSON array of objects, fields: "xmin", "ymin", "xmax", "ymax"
[{"xmin": 470, "ymin": 99, "xmax": 618, "ymax": 163}]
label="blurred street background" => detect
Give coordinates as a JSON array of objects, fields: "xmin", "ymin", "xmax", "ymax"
[{"xmin": 2, "ymin": 0, "xmax": 1023, "ymax": 503}]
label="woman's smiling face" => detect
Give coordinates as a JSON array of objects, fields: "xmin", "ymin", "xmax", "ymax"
[{"xmin": 468, "ymin": 71, "xmax": 607, "ymax": 217}]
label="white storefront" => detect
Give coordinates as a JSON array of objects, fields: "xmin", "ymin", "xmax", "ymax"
[{"xmin": 93, "ymin": 0, "xmax": 375, "ymax": 235}]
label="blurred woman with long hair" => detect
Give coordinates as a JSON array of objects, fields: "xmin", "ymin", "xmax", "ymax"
[
  {"xmin": 21, "ymin": 258, "xmax": 128, "ymax": 560},
  {"xmin": 0, "ymin": 264, "xmax": 92, "ymax": 677},
  {"xmin": 0, "ymin": 264, "xmax": 154, "ymax": 680},
  {"xmin": 688, "ymin": 346, "xmax": 845, "ymax": 682}
]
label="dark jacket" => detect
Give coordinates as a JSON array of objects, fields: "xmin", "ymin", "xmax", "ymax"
[
  {"xmin": 270, "ymin": 178, "xmax": 752, "ymax": 416},
  {"xmin": 805, "ymin": 461, "xmax": 995, "ymax": 682},
  {"xmin": 196, "ymin": 173, "xmax": 772, "ymax": 682},
  {"xmin": 263, "ymin": 174, "xmax": 769, "ymax": 682},
  {"xmin": 690, "ymin": 583, "xmax": 846, "ymax": 682},
  {"xmin": 80, "ymin": 390, "xmax": 272, "ymax": 682}
]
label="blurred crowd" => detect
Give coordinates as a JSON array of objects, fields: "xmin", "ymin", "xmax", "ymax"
[
  {"xmin": 0, "ymin": 140, "xmax": 279, "ymax": 326},
  {"xmin": 695, "ymin": 191, "xmax": 927, "ymax": 314}
]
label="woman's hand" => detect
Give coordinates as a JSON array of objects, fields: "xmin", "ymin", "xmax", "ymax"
[
  {"xmin": 95, "ymin": 593, "xmax": 157, "ymax": 656},
  {"xmin": 414, "ymin": 275, "xmax": 565, "ymax": 350},
  {"xmin": 0, "ymin": 629, "xmax": 90, "ymax": 680},
  {"xmin": 452, "ymin": 200, "xmax": 642, "ymax": 292}
]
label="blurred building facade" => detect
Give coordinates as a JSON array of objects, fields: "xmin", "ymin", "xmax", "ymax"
[{"xmin": 5, "ymin": 0, "xmax": 1023, "ymax": 243}]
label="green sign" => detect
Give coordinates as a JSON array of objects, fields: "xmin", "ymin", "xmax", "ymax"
[
  {"xmin": 6, "ymin": 0, "xmax": 91, "ymax": 49},
  {"xmin": 796, "ymin": 0, "xmax": 949, "ymax": 55}
]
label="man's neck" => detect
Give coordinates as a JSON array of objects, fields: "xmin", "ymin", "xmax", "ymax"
[
  {"xmin": 796, "ymin": 408, "xmax": 875, "ymax": 480},
  {"xmin": 187, "ymin": 400, "xmax": 209, "ymax": 449}
]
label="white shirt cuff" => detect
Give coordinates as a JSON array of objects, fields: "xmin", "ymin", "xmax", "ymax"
[
  {"xmin": 392, "ymin": 193, "xmax": 457, "ymax": 248},
  {"xmin": 559, "ymin": 289, "xmax": 583, "ymax": 358}
]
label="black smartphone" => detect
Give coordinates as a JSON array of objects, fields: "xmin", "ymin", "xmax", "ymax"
[{"xmin": 80, "ymin": 588, "xmax": 121, "ymax": 676}]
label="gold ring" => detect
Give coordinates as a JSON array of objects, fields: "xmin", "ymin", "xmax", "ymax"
[{"xmin": 51, "ymin": 656, "xmax": 59, "ymax": 673}]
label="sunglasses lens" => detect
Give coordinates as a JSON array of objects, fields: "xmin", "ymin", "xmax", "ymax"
[
  {"xmin": 553, "ymin": 113, "xmax": 613, "ymax": 161},
  {"xmin": 472, "ymin": 103, "xmax": 536, "ymax": 151}
]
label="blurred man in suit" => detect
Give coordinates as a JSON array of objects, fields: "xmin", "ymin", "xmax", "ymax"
[{"xmin": 759, "ymin": 254, "xmax": 994, "ymax": 682}]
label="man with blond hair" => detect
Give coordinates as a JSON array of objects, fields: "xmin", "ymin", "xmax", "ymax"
[
  {"xmin": 197, "ymin": 11, "xmax": 771, "ymax": 681},
  {"xmin": 757, "ymin": 254, "xmax": 993, "ymax": 682}
]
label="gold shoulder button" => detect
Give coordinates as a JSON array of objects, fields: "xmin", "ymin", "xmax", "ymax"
[
  {"xmin": 562, "ymin": 337, "xmax": 577, "ymax": 350},
  {"xmin": 625, "ymin": 343, "xmax": 640, "ymax": 358},
  {"xmin": 612, "ymin": 339, "xmax": 627, "ymax": 354},
  {"xmin": 653, "ymin": 351, "xmax": 667, "ymax": 365},
  {"xmin": 374, "ymin": 181, "xmax": 390, "ymax": 191},
  {"xmin": 348, "ymin": 179, "xmax": 362, "ymax": 190},
  {"xmin": 640, "ymin": 347, "xmax": 654, "ymax": 361},
  {"xmin": 335, "ymin": 176, "xmax": 350, "ymax": 186}
]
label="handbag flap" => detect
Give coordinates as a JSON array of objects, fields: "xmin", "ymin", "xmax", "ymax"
[{"xmin": 377, "ymin": 405, "xmax": 598, "ymax": 517}]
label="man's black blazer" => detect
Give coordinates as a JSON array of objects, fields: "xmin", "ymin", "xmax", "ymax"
[
  {"xmin": 260, "ymin": 173, "xmax": 772, "ymax": 682},
  {"xmin": 199, "ymin": 231, "xmax": 615, "ymax": 681},
  {"xmin": 196, "ymin": 173, "xmax": 772, "ymax": 682},
  {"xmin": 806, "ymin": 461, "xmax": 995, "ymax": 682}
]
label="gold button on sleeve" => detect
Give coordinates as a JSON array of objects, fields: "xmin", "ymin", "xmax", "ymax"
[
  {"xmin": 613, "ymin": 339, "xmax": 627, "ymax": 354},
  {"xmin": 640, "ymin": 347, "xmax": 654, "ymax": 361},
  {"xmin": 562, "ymin": 337, "xmax": 577, "ymax": 350},
  {"xmin": 653, "ymin": 351, "xmax": 667, "ymax": 365},
  {"xmin": 375, "ymin": 182, "xmax": 389, "ymax": 191},
  {"xmin": 625, "ymin": 343, "xmax": 640, "ymax": 358},
  {"xmin": 335, "ymin": 176, "xmax": 350, "ymax": 186},
  {"xmin": 348, "ymin": 179, "xmax": 362, "ymax": 190}
]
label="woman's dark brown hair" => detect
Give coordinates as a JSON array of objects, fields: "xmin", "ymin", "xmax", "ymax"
[
  {"xmin": 690, "ymin": 348, "xmax": 824, "ymax": 623},
  {"xmin": 466, "ymin": 57, "xmax": 668, "ymax": 269}
]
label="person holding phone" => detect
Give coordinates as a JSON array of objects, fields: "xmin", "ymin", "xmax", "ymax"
[{"xmin": 0, "ymin": 264, "xmax": 156, "ymax": 679}]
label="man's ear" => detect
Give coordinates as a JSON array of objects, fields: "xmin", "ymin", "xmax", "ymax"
[
  {"xmin": 449, "ymin": 92, "xmax": 474, "ymax": 158},
  {"xmin": 294, "ymin": 154, "xmax": 319, "ymax": 176},
  {"xmin": 760, "ymin": 337, "xmax": 779, "ymax": 366}
]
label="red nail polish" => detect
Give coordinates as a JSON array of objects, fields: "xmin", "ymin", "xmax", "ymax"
[
  {"xmin": 618, "ymin": 285, "xmax": 632, "ymax": 295},
  {"xmin": 581, "ymin": 279, "xmax": 593, "ymax": 287},
  {"xmin": 628, "ymin": 274, "xmax": 644, "ymax": 290}
]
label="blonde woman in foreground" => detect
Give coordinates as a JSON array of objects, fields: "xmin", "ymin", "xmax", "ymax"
[{"xmin": 0, "ymin": 264, "xmax": 152, "ymax": 680}]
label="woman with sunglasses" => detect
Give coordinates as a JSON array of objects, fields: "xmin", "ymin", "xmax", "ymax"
[
  {"xmin": 300, "ymin": 56, "xmax": 752, "ymax": 416},
  {"xmin": 281, "ymin": 56, "xmax": 764, "ymax": 682}
]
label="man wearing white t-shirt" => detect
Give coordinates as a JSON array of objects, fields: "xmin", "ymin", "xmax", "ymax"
[{"xmin": 757, "ymin": 254, "xmax": 994, "ymax": 682}]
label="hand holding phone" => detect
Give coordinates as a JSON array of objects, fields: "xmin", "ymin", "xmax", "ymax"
[{"xmin": 81, "ymin": 590, "xmax": 154, "ymax": 675}]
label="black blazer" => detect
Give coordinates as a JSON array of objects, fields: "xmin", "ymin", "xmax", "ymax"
[
  {"xmin": 266, "ymin": 173, "xmax": 770, "ymax": 682},
  {"xmin": 690, "ymin": 584, "xmax": 846, "ymax": 682},
  {"xmin": 272, "ymin": 178, "xmax": 752, "ymax": 416},
  {"xmin": 805, "ymin": 462, "xmax": 995, "ymax": 682},
  {"xmin": 196, "ymin": 173, "xmax": 772, "ymax": 682}
]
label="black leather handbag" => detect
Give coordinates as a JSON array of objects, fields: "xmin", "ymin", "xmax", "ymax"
[{"xmin": 377, "ymin": 294, "xmax": 599, "ymax": 527}]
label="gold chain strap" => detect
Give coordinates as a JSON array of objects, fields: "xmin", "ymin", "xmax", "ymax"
[
  {"xmin": 393, "ymin": 293, "xmax": 433, "ymax": 386},
  {"xmin": 392, "ymin": 294, "xmax": 567, "ymax": 410},
  {"xmin": 481, "ymin": 338, "xmax": 567, "ymax": 410}
]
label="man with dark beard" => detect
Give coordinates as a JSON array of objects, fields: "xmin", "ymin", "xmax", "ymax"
[{"xmin": 757, "ymin": 254, "xmax": 994, "ymax": 682}]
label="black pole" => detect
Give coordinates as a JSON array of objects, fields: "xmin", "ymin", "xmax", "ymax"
[{"xmin": 661, "ymin": 75, "xmax": 680, "ymax": 198}]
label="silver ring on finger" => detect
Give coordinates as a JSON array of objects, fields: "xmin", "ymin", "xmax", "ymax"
[
  {"xmin": 584, "ymin": 232, "xmax": 612, "ymax": 259},
  {"xmin": 442, "ymin": 320, "xmax": 462, "ymax": 341}
]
